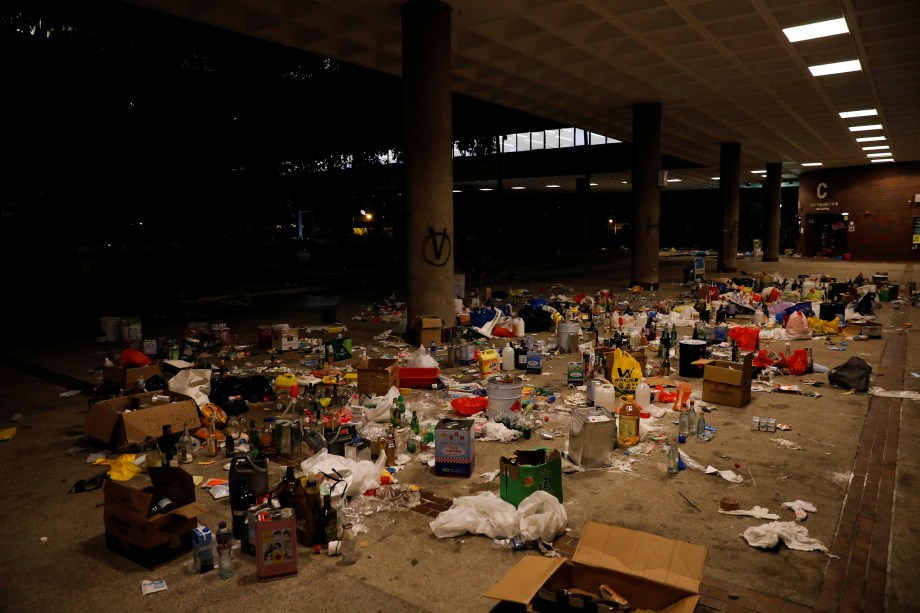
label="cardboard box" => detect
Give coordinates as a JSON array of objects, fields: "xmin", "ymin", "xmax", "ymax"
[
  {"xmin": 414, "ymin": 315, "xmax": 443, "ymax": 347},
  {"xmin": 357, "ymin": 358, "xmax": 399, "ymax": 396},
  {"xmin": 434, "ymin": 418, "xmax": 474, "ymax": 477},
  {"xmin": 485, "ymin": 521, "xmax": 707, "ymax": 613},
  {"xmin": 500, "ymin": 448, "xmax": 563, "ymax": 507},
  {"xmin": 272, "ymin": 325, "xmax": 298, "ymax": 351},
  {"xmin": 702, "ymin": 352, "xmax": 753, "ymax": 408},
  {"xmin": 103, "ymin": 362, "xmax": 161, "ymax": 389},
  {"xmin": 104, "ymin": 466, "xmax": 208, "ymax": 568},
  {"xmin": 85, "ymin": 391, "xmax": 201, "ymax": 449}
]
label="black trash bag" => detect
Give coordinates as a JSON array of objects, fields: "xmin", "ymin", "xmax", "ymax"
[
  {"xmin": 517, "ymin": 304, "xmax": 554, "ymax": 333},
  {"xmin": 827, "ymin": 357, "xmax": 872, "ymax": 392},
  {"xmin": 853, "ymin": 292, "xmax": 876, "ymax": 316},
  {"xmin": 143, "ymin": 374, "xmax": 168, "ymax": 391},
  {"xmin": 210, "ymin": 375, "xmax": 275, "ymax": 416}
]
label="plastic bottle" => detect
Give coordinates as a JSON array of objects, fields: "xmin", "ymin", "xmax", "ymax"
[
  {"xmin": 617, "ymin": 395, "xmax": 641, "ymax": 448},
  {"xmin": 634, "ymin": 379, "xmax": 651, "ymax": 413},
  {"xmin": 501, "ymin": 342, "xmax": 515, "ymax": 371},
  {"xmin": 217, "ymin": 521, "xmax": 234, "ymax": 580}
]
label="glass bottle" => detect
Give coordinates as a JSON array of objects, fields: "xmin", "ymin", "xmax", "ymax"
[
  {"xmin": 231, "ymin": 480, "xmax": 256, "ymax": 540},
  {"xmin": 667, "ymin": 441, "xmax": 679, "ymax": 474},
  {"xmin": 662, "ymin": 353, "xmax": 671, "ymax": 377},
  {"xmin": 226, "ymin": 416, "xmax": 240, "ymax": 440},
  {"xmin": 206, "ymin": 419, "xmax": 218, "ymax": 457},
  {"xmin": 617, "ymin": 395, "xmax": 640, "ymax": 448},
  {"xmin": 159, "ymin": 424, "xmax": 177, "ymax": 466},
  {"xmin": 341, "ymin": 522, "xmax": 358, "ymax": 565},
  {"xmin": 418, "ymin": 424, "xmax": 428, "ymax": 452},
  {"xmin": 225, "ymin": 432, "xmax": 235, "ymax": 457},
  {"xmin": 178, "ymin": 425, "xmax": 195, "ymax": 464},
  {"xmin": 319, "ymin": 494, "xmax": 338, "ymax": 546},
  {"xmin": 678, "ymin": 407, "xmax": 689, "ymax": 442},
  {"xmin": 687, "ymin": 400, "xmax": 698, "ymax": 436},
  {"xmin": 249, "ymin": 418, "xmax": 261, "ymax": 460},
  {"xmin": 384, "ymin": 427, "xmax": 396, "ymax": 467},
  {"xmin": 276, "ymin": 466, "xmax": 298, "ymax": 508},
  {"xmin": 305, "ymin": 476, "xmax": 323, "ymax": 547},
  {"xmin": 217, "ymin": 520, "xmax": 234, "ymax": 580},
  {"xmin": 697, "ymin": 413, "xmax": 709, "ymax": 441},
  {"xmin": 143, "ymin": 436, "xmax": 162, "ymax": 468},
  {"xmin": 410, "ymin": 411, "xmax": 420, "ymax": 435},
  {"xmin": 262, "ymin": 417, "xmax": 276, "ymax": 451}
]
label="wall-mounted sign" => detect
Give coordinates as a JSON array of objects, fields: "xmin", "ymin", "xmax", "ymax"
[
  {"xmin": 849, "ymin": 222, "xmax": 855, "ymax": 232},
  {"xmin": 913, "ymin": 216, "xmax": 920, "ymax": 245}
]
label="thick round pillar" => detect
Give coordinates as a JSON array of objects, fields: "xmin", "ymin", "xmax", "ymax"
[
  {"xmin": 762, "ymin": 162, "xmax": 782, "ymax": 262},
  {"xmin": 718, "ymin": 142, "xmax": 741, "ymax": 273},
  {"xmin": 630, "ymin": 102, "xmax": 661, "ymax": 290},
  {"xmin": 403, "ymin": 0, "xmax": 454, "ymax": 327}
]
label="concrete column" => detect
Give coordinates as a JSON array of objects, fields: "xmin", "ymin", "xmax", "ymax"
[
  {"xmin": 762, "ymin": 162, "xmax": 782, "ymax": 262},
  {"xmin": 577, "ymin": 177, "xmax": 590, "ymax": 242},
  {"xmin": 630, "ymin": 102, "xmax": 661, "ymax": 290},
  {"xmin": 717, "ymin": 142, "xmax": 741, "ymax": 273},
  {"xmin": 402, "ymin": 0, "xmax": 454, "ymax": 329}
]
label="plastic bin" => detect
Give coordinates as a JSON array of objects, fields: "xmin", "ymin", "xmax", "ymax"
[{"xmin": 399, "ymin": 368, "xmax": 440, "ymax": 388}]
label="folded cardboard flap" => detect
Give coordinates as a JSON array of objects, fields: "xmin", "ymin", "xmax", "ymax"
[{"xmin": 484, "ymin": 521, "xmax": 707, "ymax": 613}]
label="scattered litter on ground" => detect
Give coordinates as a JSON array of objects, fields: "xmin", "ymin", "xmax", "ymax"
[
  {"xmin": 782, "ymin": 499, "xmax": 817, "ymax": 521},
  {"xmin": 772, "ymin": 438, "xmax": 806, "ymax": 450},
  {"xmin": 59, "ymin": 390, "xmax": 82, "ymax": 397},
  {"xmin": 141, "ymin": 579, "xmax": 168, "ymax": 596},
  {"xmin": 705, "ymin": 465, "xmax": 744, "ymax": 483},
  {"xmin": 868, "ymin": 387, "xmax": 920, "ymax": 400}
]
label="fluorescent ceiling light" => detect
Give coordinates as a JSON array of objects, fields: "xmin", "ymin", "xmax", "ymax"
[
  {"xmin": 783, "ymin": 17, "xmax": 848, "ymax": 43},
  {"xmin": 710, "ymin": 177, "xmax": 720, "ymax": 180},
  {"xmin": 808, "ymin": 59, "xmax": 861, "ymax": 77},
  {"xmin": 751, "ymin": 169, "xmax": 766, "ymax": 173},
  {"xmin": 839, "ymin": 109, "xmax": 877, "ymax": 119},
  {"xmin": 511, "ymin": 186, "xmax": 526, "ymax": 190},
  {"xmin": 862, "ymin": 145, "xmax": 889, "ymax": 151},
  {"xmin": 545, "ymin": 184, "xmax": 560, "ymax": 188},
  {"xmin": 801, "ymin": 162, "xmax": 823, "ymax": 167},
  {"xmin": 856, "ymin": 136, "xmax": 886, "ymax": 142},
  {"xmin": 871, "ymin": 158, "xmax": 894, "ymax": 163},
  {"xmin": 621, "ymin": 181, "xmax": 628, "ymax": 184},
  {"xmin": 479, "ymin": 187, "xmax": 493, "ymax": 191},
  {"xmin": 589, "ymin": 182, "xmax": 598, "ymax": 186},
  {"xmin": 452, "ymin": 189, "xmax": 462, "ymax": 193},
  {"xmin": 866, "ymin": 152, "xmax": 892, "ymax": 158},
  {"xmin": 666, "ymin": 179, "xmax": 681, "ymax": 182},
  {"xmin": 849, "ymin": 124, "xmax": 883, "ymax": 132}
]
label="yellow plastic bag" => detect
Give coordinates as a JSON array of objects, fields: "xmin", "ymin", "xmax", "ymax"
[
  {"xmin": 611, "ymin": 348, "xmax": 642, "ymax": 397},
  {"xmin": 808, "ymin": 316, "xmax": 840, "ymax": 335},
  {"xmin": 96, "ymin": 453, "xmax": 143, "ymax": 481}
]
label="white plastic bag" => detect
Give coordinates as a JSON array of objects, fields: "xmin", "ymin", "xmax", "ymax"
[
  {"xmin": 167, "ymin": 368, "xmax": 212, "ymax": 406},
  {"xmin": 409, "ymin": 346, "xmax": 439, "ymax": 368},
  {"xmin": 300, "ymin": 448, "xmax": 387, "ymax": 498},
  {"xmin": 518, "ymin": 491, "xmax": 568, "ymax": 542},
  {"xmin": 429, "ymin": 492, "xmax": 519, "ymax": 539},
  {"xmin": 363, "ymin": 386, "xmax": 400, "ymax": 423}
]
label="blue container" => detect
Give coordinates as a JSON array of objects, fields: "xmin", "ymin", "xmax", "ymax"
[{"xmin": 470, "ymin": 308, "xmax": 496, "ymax": 328}]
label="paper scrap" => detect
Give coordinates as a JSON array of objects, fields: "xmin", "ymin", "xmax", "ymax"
[
  {"xmin": 782, "ymin": 499, "xmax": 817, "ymax": 521},
  {"xmin": 141, "ymin": 579, "xmax": 168, "ymax": 596},
  {"xmin": 772, "ymin": 438, "xmax": 806, "ymax": 450},
  {"xmin": 718, "ymin": 506, "xmax": 779, "ymax": 520},
  {"xmin": 705, "ymin": 465, "xmax": 744, "ymax": 483},
  {"xmin": 479, "ymin": 470, "xmax": 499, "ymax": 482}
]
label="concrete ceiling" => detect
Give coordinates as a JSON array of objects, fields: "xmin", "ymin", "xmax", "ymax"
[{"xmin": 120, "ymin": 0, "xmax": 920, "ymax": 192}]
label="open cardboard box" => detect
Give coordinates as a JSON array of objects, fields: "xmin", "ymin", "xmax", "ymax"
[
  {"xmin": 700, "ymin": 352, "xmax": 753, "ymax": 408},
  {"xmin": 357, "ymin": 358, "xmax": 399, "ymax": 396},
  {"xmin": 102, "ymin": 361, "xmax": 161, "ymax": 389},
  {"xmin": 414, "ymin": 315, "xmax": 443, "ymax": 347},
  {"xmin": 104, "ymin": 466, "xmax": 208, "ymax": 568},
  {"xmin": 485, "ymin": 521, "xmax": 707, "ymax": 613},
  {"xmin": 85, "ymin": 390, "xmax": 200, "ymax": 449}
]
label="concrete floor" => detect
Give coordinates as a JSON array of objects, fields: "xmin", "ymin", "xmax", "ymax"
[{"xmin": 0, "ymin": 255, "xmax": 916, "ymax": 612}]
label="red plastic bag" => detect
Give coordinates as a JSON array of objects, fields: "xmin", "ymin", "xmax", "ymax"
[
  {"xmin": 121, "ymin": 348, "xmax": 152, "ymax": 368},
  {"xmin": 728, "ymin": 326, "xmax": 760, "ymax": 351},
  {"xmin": 492, "ymin": 327, "xmax": 515, "ymax": 337},
  {"xmin": 787, "ymin": 349, "xmax": 809, "ymax": 376},
  {"xmin": 752, "ymin": 350, "xmax": 774, "ymax": 368}
]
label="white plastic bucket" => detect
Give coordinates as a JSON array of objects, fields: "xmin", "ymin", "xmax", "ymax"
[
  {"xmin": 99, "ymin": 316, "xmax": 121, "ymax": 342},
  {"xmin": 557, "ymin": 321, "xmax": 581, "ymax": 353},
  {"xmin": 485, "ymin": 375, "xmax": 523, "ymax": 420}
]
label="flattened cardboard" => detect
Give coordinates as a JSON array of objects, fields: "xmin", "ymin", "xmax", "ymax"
[
  {"xmin": 85, "ymin": 391, "xmax": 200, "ymax": 449},
  {"xmin": 485, "ymin": 521, "xmax": 707, "ymax": 613}
]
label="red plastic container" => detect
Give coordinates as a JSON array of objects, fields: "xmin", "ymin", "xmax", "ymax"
[{"xmin": 399, "ymin": 368, "xmax": 440, "ymax": 388}]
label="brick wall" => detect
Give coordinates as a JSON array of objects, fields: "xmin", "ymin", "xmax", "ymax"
[{"xmin": 797, "ymin": 162, "xmax": 920, "ymax": 260}]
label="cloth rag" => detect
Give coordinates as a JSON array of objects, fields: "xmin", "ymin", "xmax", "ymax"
[
  {"xmin": 742, "ymin": 521, "xmax": 838, "ymax": 558},
  {"xmin": 479, "ymin": 421, "xmax": 522, "ymax": 443},
  {"xmin": 782, "ymin": 499, "xmax": 817, "ymax": 521},
  {"xmin": 718, "ymin": 506, "xmax": 780, "ymax": 520}
]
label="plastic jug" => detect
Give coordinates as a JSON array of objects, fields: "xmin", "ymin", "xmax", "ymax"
[
  {"xmin": 228, "ymin": 452, "xmax": 269, "ymax": 501},
  {"xmin": 501, "ymin": 343, "xmax": 515, "ymax": 371},
  {"xmin": 594, "ymin": 383, "xmax": 616, "ymax": 412},
  {"xmin": 274, "ymin": 373, "xmax": 299, "ymax": 398},
  {"xmin": 478, "ymin": 349, "xmax": 500, "ymax": 375}
]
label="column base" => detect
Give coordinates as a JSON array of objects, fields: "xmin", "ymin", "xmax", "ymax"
[{"xmin": 761, "ymin": 256, "xmax": 779, "ymax": 262}]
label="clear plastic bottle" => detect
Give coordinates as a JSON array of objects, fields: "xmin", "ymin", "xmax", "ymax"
[
  {"xmin": 217, "ymin": 520, "xmax": 234, "ymax": 580},
  {"xmin": 634, "ymin": 378, "xmax": 651, "ymax": 413},
  {"xmin": 341, "ymin": 522, "xmax": 358, "ymax": 564}
]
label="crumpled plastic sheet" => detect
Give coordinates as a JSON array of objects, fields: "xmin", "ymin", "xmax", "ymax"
[
  {"xmin": 429, "ymin": 490, "xmax": 567, "ymax": 543},
  {"xmin": 772, "ymin": 438, "xmax": 806, "ymax": 450},
  {"xmin": 718, "ymin": 506, "xmax": 779, "ymax": 520},
  {"xmin": 705, "ymin": 465, "xmax": 744, "ymax": 483},
  {"xmin": 742, "ymin": 521, "xmax": 838, "ymax": 558},
  {"xmin": 869, "ymin": 387, "xmax": 920, "ymax": 401},
  {"xmin": 479, "ymin": 421, "xmax": 522, "ymax": 442},
  {"xmin": 782, "ymin": 499, "xmax": 817, "ymax": 521}
]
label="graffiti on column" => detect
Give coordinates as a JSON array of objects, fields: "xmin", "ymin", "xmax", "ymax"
[{"xmin": 423, "ymin": 226, "xmax": 451, "ymax": 266}]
